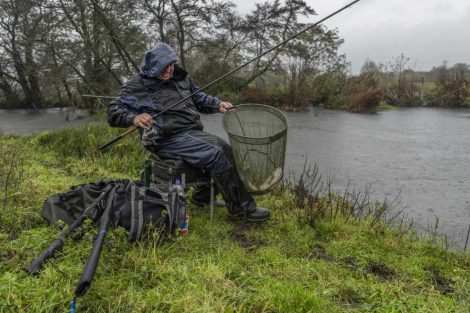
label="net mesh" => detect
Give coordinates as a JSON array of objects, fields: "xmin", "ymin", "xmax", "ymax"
[{"xmin": 223, "ymin": 104, "xmax": 287, "ymax": 194}]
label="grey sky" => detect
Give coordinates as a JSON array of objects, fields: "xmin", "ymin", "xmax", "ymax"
[{"xmin": 234, "ymin": 0, "xmax": 470, "ymax": 73}]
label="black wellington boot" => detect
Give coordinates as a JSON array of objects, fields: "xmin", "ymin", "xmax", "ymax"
[
  {"xmin": 212, "ymin": 168, "xmax": 271, "ymax": 222},
  {"xmin": 241, "ymin": 207, "xmax": 271, "ymax": 222}
]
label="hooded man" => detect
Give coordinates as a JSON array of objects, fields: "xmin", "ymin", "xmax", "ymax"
[{"xmin": 107, "ymin": 43, "xmax": 270, "ymax": 222}]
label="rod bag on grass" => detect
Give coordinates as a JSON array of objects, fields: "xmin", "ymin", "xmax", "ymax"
[
  {"xmin": 41, "ymin": 179, "xmax": 121, "ymax": 226},
  {"xmin": 32, "ymin": 179, "xmax": 185, "ymax": 305},
  {"xmin": 40, "ymin": 178, "xmax": 185, "ymax": 242}
]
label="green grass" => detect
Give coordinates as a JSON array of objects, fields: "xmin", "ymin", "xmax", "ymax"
[{"xmin": 0, "ymin": 124, "xmax": 469, "ymax": 312}]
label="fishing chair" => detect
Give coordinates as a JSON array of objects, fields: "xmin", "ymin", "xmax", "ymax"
[{"xmin": 141, "ymin": 154, "xmax": 216, "ymax": 220}]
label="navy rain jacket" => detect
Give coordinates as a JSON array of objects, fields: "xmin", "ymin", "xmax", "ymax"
[{"xmin": 107, "ymin": 43, "xmax": 221, "ymax": 143}]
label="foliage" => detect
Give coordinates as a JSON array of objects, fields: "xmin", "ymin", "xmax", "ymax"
[
  {"xmin": 0, "ymin": 124, "xmax": 469, "ymax": 312},
  {"xmin": 382, "ymin": 54, "xmax": 421, "ymax": 107},
  {"xmin": 239, "ymin": 87, "xmax": 268, "ymax": 105},
  {"xmin": 0, "ymin": 0, "xmax": 346, "ymax": 112},
  {"xmin": 1, "ymin": 0, "xmax": 469, "ymax": 112},
  {"xmin": 343, "ymin": 57, "xmax": 470, "ymax": 110},
  {"xmin": 430, "ymin": 63, "xmax": 470, "ymax": 107},
  {"xmin": 344, "ymin": 72, "xmax": 383, "ymax": 113},
  {"xmin": 238, "ymin": 86, "xmax": 292, "ymax": 110},
  {"xmin": 282, "ymin": 25, "xmax": 345, "ymax": 110},
  {"xmin": 310, "ymin": 61, "xmax": 349, "ymax": 109}
]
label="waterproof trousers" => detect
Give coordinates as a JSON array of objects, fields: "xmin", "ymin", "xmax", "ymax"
[{"xmin": 143, "ymin": 130, "xmax": 256, "ymax": 216}]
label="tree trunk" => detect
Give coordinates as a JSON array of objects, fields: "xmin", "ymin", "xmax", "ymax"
[
  {"xmin": 0, "ymin": 75, "xmax": 20, "ymax": 106},
  {"xmin": 24, "ymin": 40, "xmax": 44, "ymax": 108}
]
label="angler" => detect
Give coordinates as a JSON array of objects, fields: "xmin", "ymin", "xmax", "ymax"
[{"xmin": 107, "ymin": 43, "xmax": 271, "ymax": 222}]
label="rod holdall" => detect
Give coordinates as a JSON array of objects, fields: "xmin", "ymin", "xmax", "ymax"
[
  {"xmin": 40, "ymin": 178, "xmax": 185, "ymax": 242},
  {"xmin": 41, "ymin": 179, "xmax": 126, "ymax": 226}
]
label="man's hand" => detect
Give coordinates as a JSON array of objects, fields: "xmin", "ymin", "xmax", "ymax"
[
  {"xmin": 219, "ymin": 101, "xmax": 234, "ymax": 113},
  {"xmin": 133, "ymin": 113, "xmax": 154, "ymax": 130}
]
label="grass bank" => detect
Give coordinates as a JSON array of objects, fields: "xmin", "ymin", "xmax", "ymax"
[{"xmin": 0, "ymin": 124, "xmax": 469, "ymax": 312}]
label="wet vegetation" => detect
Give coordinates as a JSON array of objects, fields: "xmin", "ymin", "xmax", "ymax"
[
  {"xmin": 1, "ymin": 124, "xmax": 469, "ymax": 312},
  {"xmin": 2, "ymin": 1, "xmax": 468, "ymax": 114}
]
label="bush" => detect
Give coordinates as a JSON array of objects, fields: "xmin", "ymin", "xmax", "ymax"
[
  {"xmin": 310, "ymin": 70, "xmax": 348, "ymax": 109},
  {"xmin": 346, "ymin": 88, "xmax": 383, "ymax": 113},
  {"xmin": 343, "ymin": 72, "xmax": 383, "ymax": 113},
  {"xmin": 238, "ymin": 87, "xmax": 268, "ymax": 104}
]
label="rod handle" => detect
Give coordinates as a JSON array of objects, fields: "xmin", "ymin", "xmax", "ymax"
[
  {"xmin": 25, "ymin": 238, "xmax": 64, "ymax": 275},
  {"xmin": 97, "ymin": 126, "xmax": 138, "ymax": 151}
]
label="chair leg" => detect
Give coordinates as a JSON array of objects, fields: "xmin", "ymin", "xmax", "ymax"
[
  {"xmin": 210, "ymin": 177, "xmax": 214, "ymax": 221},
  {"xmin": 141, "ymin": 159, "xmax": 151, "ymax": 187}
]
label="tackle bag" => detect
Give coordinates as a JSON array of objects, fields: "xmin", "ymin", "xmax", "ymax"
[{"xmin": 41, "ymin": 179, "xmax": 185, "ymax": 241}]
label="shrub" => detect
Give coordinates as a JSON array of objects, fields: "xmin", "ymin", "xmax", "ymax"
[
  {"xmin": 347, "ymin": 88, "xmax": 383, "ymax": 113},
  {"xmin": 239, "ymin": 87, "xmax": 268, "ymax": 104}
]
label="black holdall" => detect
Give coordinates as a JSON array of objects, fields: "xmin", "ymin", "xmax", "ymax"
[
  {"xmin": 40, "ymin": 179, "xmax": 116, "ymax": 226},
  {"xmin": 27, "ymin": 178, "xmax": 186, "ymax": 307},
  {"xmin": 113, "ymin": 180, "xmax": 185, "ymax": 241},
  {"xmin": 41, "ymin": 179, "xmax": 185, "ymax": 242}
]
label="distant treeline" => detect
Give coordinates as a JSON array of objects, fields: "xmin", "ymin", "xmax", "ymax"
[
  {"xmin": 326, "ymin": 56, "xmax": 470, "ymax": 113},
  {"xmin": 0, "ymin": 0, "xmax": 345, "ymax": 110},
  {"xmin": 0, "ymin": 1, "xmax": 468, "ymax": 112}
]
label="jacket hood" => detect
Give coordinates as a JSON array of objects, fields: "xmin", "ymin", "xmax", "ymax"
[{"xmin": 140, "ymin": 43, "xmax": 179, "ymax": 78}]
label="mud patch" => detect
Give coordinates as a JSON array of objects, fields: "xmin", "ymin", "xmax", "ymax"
[
  {"xmin": 425, "ymin": 266, "xmax": 454, "ymax": 295},
  {"xmin": 431, "ymin": 273, "xmax": 454, "ymax": 295},
  {"xmin": 228, "ymin": 223, "xmax": 264, "ymax": 250},
  {"xmin": 305, "ymin": 243, "xmax": 334, "ymax": 261},
  {"xmin": 367, "ymin": 261, "xmax": 395, "ymax": 280}
]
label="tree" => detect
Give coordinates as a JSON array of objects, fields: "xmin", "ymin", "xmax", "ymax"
[
  {"xmin": 282, "ymin": 24, "xmax": 345, "ymax": 109},
  {"xmin": 0, "ymin": 53, "xmax": 20, "ymax": 107},
  {"xmin": 0, "ymin": 0, "xmax": 350, "ymax": 110},
  {"xmin": 384, "ymin": 54, "xmax": 420, "ymax": 107},
  {"xmin": 0, "ymin": 0, "xmax": 49, "ymax": 108},
  {"xmin": 143, "ymin": 0, "xmax": 219, "ymax": 69},
  {"xmin": 235, "ymin": 0, "xmax": 316, "ymax": 90},
  {"xmin": 50, "ymin": 0, "xmax": 146, "ymax": 102},
  {"xmin": 433, "ymin": 62, "xmax": 470, "ymax": 107},
  {"xmin": 345, "ymin": 71, "xmax": 382, "ymax": 113},
  {"xmin": 310, "ymin": 60, "xmax": 348, "ymax": 109}
]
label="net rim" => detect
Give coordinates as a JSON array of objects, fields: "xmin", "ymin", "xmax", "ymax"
[{"xmin": 222, "ymin": 104, "xmax": 288, "ymax": 145}]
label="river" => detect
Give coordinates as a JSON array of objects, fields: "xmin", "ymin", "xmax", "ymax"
[
  {"xmin": 0, "ymin": 108, "xmax": 92, "ymax": 135},
  {"xmin": 1, "ymin": 107, "xmax": 470, "ymax": 247},
  {"xmin": 203, "ymin": 107, "xmax": 470, "ymax": 248}
]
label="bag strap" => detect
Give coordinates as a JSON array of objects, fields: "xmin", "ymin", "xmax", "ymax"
[{"xmin": 129, "ymin": 184, "xmax": 144, "ymax": 241}]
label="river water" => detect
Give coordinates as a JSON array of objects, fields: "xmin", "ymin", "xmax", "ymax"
[
  {"xmin": 0, "ymin": 108, "xmax": 92, "ymax": 135},
  {"xmin": 1, "ymin": 107, "xmax": 470, "ymax": 247},
  {"xmin": 202, "ymin": 107, "xmax": 470, "ymax": 248}
]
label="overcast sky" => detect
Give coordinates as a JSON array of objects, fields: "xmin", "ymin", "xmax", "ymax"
[{"xmin": 234, "ymin": 0, "xmax": 470, "ymax": 73}]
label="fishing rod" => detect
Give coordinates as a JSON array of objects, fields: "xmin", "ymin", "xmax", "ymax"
[
  {"xmin": 71, "ymin": 185, "xmax": 118, "ymax": 313},
  {"xmin": 25, "ymin": 185, "xmax": 114, "ymax": 275},
  {"xmin": 98, "ymin": 0, "xmax": 361, "ymax": 151}
]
